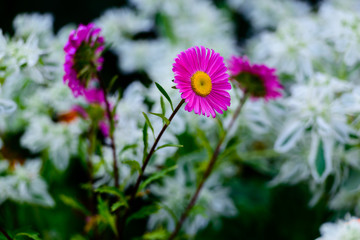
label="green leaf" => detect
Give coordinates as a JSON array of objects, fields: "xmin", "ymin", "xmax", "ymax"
[
  {"xmin": 143, "ymin": 229, "xmax": 168, "ymax": 240},
  {"xmin": 196, "ymin": 127, "xmax": 212, "ymax": 156},
  {"xmin": 156, "ymin": 144, "xmax": 183, "ymax": 151},
  {"xmin": 127, "ymin": 205, "xmax": 160, "ymax": 224},
  {"xmin": 14, "ymin": 232, "xmax": 41, "ymax": 240},
  {"xmin": 120, "ymin": 144, "xmax": 138, "ymax": 154},
  {"xmin": 111, "ymin": 200, "xmax": 128, "ymax": 212},
  {"xmin": 60, "ymin": 194, "xmax": 90, "ymax": 215},
  {"xmin": 155, "ymin": 82, "xmax": 173, "ymax": 111},
  {"xmin": 149, "ymin": 112, "xmax": 170, "ymax": 125},
  {"xmin": 139, "ymin": 165, "xmax": 177, "ymax": 191},
  {"xmin": 160, "ymin": 96, "xmax": 166, "ymax": 116},
  {"xmin": 122, "ymin": 160, "xmax": 142, "ymax": 174},
  {"xmin": 95, "ymin": 186, "xmax": 124, "ymax": 198},
  {"xmin": 143, "ymin": 123, "xmax": 149, "ymax": 163},
  {"xmin": 97, "ymin": 197, "xmax": 118, "ymax": 236},
  {"xmin": 107, "ymin": 75, "xmax": 118, "ymax": 92},
  {"xmin": 143, "ymin": 112, "xmax": 155, "ymax": 139},
  {"xmin": 70, "ymin": 235, "xmax": 87, "ymax": 240},
  {"xmin": 315, "ymin": 140, "xmax": 326, "ymax": 177}
]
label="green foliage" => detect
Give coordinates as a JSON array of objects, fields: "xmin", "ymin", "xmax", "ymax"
[
  {"xmin": 143, "ymin": 112, "xmax": 155, "ymax": 139},
  {"xmin": 122, "ymin": 160, "xmax": 142, "ymax": 174},
  {"xmin": 127, "ymin": 205, "xmax": 161, "ymax": 224},
  {"xmin": 60, "ymin": 195, "xmax": 90, "ymax": 215},
  {"xmin": 155, "ymin": 82, "xmax": 173, "ymax": 111},
  {"xmin": 156, "ymin": 144, "xmax": 183, "ymax": 151},
  {"xmin": 138, "ymin": 165, "xmax": 177, "ymax": 191},
  {"xmin": 97, "ymin": 197, "xmax": 118, "ymax": 236},
  {"xmin": 143, "ymin": 122, "xmax": 149, "ymax": 163},
  {"xmin": 149, "ymin": 112, "xmax": 170, "ymax": 125}
]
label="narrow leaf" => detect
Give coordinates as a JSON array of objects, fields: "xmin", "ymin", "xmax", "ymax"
[
  {"xmin": 156, "ymin": 144, "xmax": 183, "ymax": 151},
  {"xmin": 160, "ymin": 96, "xmax": 166, "ymax": 116},
  {"xmin": 15, "ymin": 232, "xmax": 41, "ymax": 240},
  {"xmin": 139, "ymin": 165, "xmax": 177, "ymax": 191},
  {"xmin": 149, "ymin": 112, "xmax": 170, "ymax": 125},
  {"xmin": 60, "ymin": 195, "xmax": 90, "ymax": 215},
  {"xmin": 143, "ymin": 112, "xmax": 155, "ymax": 139},
  {"xmin": 111, "ymin": 199, "xmax": 128, "ymax": 212},
  {"xmin": 155, "ymin": 82, "xmax": 173, "ymax": 111},
  {"xmin": 143, "ymin": 229, "xmax": 168, "ymax": 240},
  {"xmin": 120, "ymin": 144, "xmax": 138, "ymax": 154},
  {"xmin": 143, "ymin": 123, "xmax": 149, "ymax": 163},
  {"xmin": 95, "ymin": 186, "xmax": 124, "ymax": 198},
  {"xmin": 97, "ymin": 197, "xmax": 118, "ymax": 236},
  {"xmin": 107, "ymin": 75, "xmax": 119, "ymax": 92}
]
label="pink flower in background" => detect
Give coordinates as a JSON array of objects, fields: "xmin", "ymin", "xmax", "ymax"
[
  {"xmin": 63, "ymin": 23, "xmax": 105, "ymax": 97},
  {"xmin": 84, "ymin": 88, "xmax": 105, "ymax": 105},
  {"xmin": 227, "ymin": 56, "xmax": 283, "ymax": 100},
  {"xmin": 172, "ymin": 46, "xmax": 231, "ymax": 118}
]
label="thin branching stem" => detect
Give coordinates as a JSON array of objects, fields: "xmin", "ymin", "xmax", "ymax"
[{"xmin": 168, "ymin": 94, "xmax": 248, "ymax": 240}]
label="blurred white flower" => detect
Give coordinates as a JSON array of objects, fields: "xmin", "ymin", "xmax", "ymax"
[{"xmin": 317, "ymin": 216, "xmax": 360, "ymax": 240}]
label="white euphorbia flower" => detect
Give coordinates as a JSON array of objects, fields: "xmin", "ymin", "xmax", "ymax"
[
  {"xmin": 274, "ymin": 73, "xmax": 356, "ymax": 182},
  {"xmin": 13, "ymin": 13, "xmax": 54, "ymax": 41},
  {"xmin": 227, "ymin": 0, "xmax": 310, "ymax": 30},
  {"xmin": 317, "ymin": 216, "xmax": 360, "ymax": 240},
  {"xmin": 96, "ymin": 8, "xmax": 153, "ymax": 45},
  {"xmin": 0, "ymin": 159, "xmax": 54, "ymax": 206}
]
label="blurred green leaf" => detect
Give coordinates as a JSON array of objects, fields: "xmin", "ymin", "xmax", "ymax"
[
  {"xmin": 122, "ymin": 160, "xmax": 142, "ymax": 174},
  {"xmin": 111, "ymin": 199, "xmax": 128, "ymax": 212},
  {"xmin": 315, "ymin": 140, "xmax": 326, "ymax": 177},
  {"xmin": 149, "ymin": 112, "xmax": 170, "ymax": 125},
  {"xmin": 143, "ymin": 228, "xmax": 168, "ymax": 240},
  {"xmin": 156, "ymin": 144, "xmax": 183, "ymax": 152},
  {"xmin": 60, "ymin": 195, "xmax": 90, "ymax": 215},
  {"xmin": 97, "ymin": 197, "xmax": 118, "ymax": 236},
  {"xmin": 95, "ymin": 186, "xmax": 124, "ymax": 198},
  {"xmin": 143, "ymin": 123, "xmax": 149, "ymax": 163},
  {"xmin": 155, "ymin": 82, "xmax": 173, "ymax": 111},
  {"xmin": 14, "ymin": 232, "xmax": 41, "ymax": 240},
  {"xmin": 160, "ymin": 96, "xmax": 166, "ymax": 116},
  {"xmin": 139, "ymin": 165, "xmax": 177, "ymax": 191}
]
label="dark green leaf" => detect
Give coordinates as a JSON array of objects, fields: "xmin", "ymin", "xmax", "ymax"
[
  {"xmin": 160, "ymin": 96, "xmax": 166, "ymax": 116},
  {"xmin": 107, "ymin": 75, "xmax": 119, "ymax": 92},
  {"xmin": 315, "ymin": 140, "xmax": 326, "ymax": 177},
  {"xmin": 60, "ymin": 195, "xmax": 90, "ymax": 215},
  {"xmin": 95, "ymin": 186, "xmax": 124, "ymax": 198},
  {"xmin": 143, "ymin": 228, "xmax": 168, "ymax": 240},
  {"xmin": 139, "ymin": 165, "xmax": 177, "ymax": 191},
  {"xmin": 143, "ymin": 112, "xmax": 155, "ymax": 139},
  {"xmin": 149, "ymin": 112, "xmax": 170, "ymax": 125},
  {"xmin": 155, "ymin": 82, "xmax": 173, "ymax": 111}
]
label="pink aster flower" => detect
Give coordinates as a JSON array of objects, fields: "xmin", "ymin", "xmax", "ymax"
[
  {"xmin": 84, "ymin": 88, "xmax": 105, "ymax": 105},
  {"xmin": 172, "ymin": 46, "xmax": 231, "ymax": 118},
  {"xmin": 63, "ymin": 23, "xmax": 105, "ymax": 97},
  {"xmin": 227, "ymin": 56, "xmax": 283, "ymax": 100}
]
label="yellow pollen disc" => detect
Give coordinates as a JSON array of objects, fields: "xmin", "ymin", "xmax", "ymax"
[{"xmin": 191, "ymin": 71, "xmax": 212, "ymax": 97}]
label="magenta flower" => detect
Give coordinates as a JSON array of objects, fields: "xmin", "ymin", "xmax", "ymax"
[
  {"xmin": 63, "ymin": 23, "xmax": 105, "ymax": 97},
  {"xmin": 227, "ymin": 56, "xmax": 283, "ymax": 100},
  {"xmin": 172, "ymin": 46, "xmax": 231, "ymax": 118},
  {"xmin": 84, "ymin": 88, "xmax": 105, "ymax": 105}
]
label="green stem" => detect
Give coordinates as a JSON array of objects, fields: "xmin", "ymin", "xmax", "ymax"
[
  {"xmin": 118, "ymin": 99, "xmax": 185, "ymax": 239},
  {"xmin": 168, "ymin": 94, "xmax": 248, "ymax": 240}
]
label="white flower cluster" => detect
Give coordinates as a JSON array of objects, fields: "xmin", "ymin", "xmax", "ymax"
[{"xmin": 317, "ymin": 216, "xmax": 360, "ymax": 240}]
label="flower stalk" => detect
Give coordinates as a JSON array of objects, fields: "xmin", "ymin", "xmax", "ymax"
[{"xmin": 168, "ymin": 94, "xmax": 248, "ymax": 240}]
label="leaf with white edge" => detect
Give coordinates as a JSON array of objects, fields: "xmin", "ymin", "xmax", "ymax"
[
  {"xmin": 308, "ymin": 134, "xmax": 333, "ymax": 183},
  {"xmin": 155, "ymin": 82, "xmax": 173, "ymax": 111},
  {"xmin": 14, "ymin": 232, "xmax": 41, "ymax": 240},
  {"xmin": 149, "ymin": 112, "xmax": 170, "ymax": 125},
  {"xmin": 60, "ymin": 195, "xmax": 90, "ymax": 215},
  {"xmin": 156, "ymin": 144, "xmax": 183, "ymax": 151},
  {"xmin": 274, "ymin": 120, "xmax": 305, "ymax": 153},
  {"xmin": 127, "ymin": 205, "xmax": 161, "ymax": 224},
  {"xmin": 143, "ymin": 112, "xmax": 155, "ymax": 139},
  {"xmin": 97, "ymin": 197, "xmax": 118, "ymax": 236},
  {"xmin": 122, "ymin": 160, "xmax": 141, "ymax": 173},
  {"xmin": 138, "ymin": 165, "xmax": 177, "ymax": 191},
  {"xmin": 143, "ymin": 123, "xmax": 149, "ymax": 163}
]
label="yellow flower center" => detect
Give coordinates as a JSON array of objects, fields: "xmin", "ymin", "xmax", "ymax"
[{"xmin": 191, "ymin": 71, "xmax": 212, "ymax": 97}]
